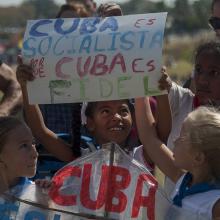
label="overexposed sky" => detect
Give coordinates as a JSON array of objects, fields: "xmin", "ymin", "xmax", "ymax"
[
  {"xmin": 0, "ymin": 0, "xmax": 128, "ymax": 7},
  {"xmin": 0, "ymin": 0, "xmax": 178, "ymax": 7}
]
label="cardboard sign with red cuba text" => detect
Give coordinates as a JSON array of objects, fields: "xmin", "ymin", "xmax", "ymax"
[
  {"xmin": 0, "ymin": 143, "xmax": 209, "ymax": 220},
  {"xmin": 47, "ymin": 143, "xmax": 169, "ymax": 220}
]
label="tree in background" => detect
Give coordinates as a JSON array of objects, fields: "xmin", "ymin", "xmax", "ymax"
[
  {"xmin": 169, "ymin": 0, "xmax": 210, "ymax": 34},
  {"xmin": 21, "ymin": 0, "xmax": 59, "ymax": 19},
  {"xmin": 0, "ymin": 0, "xmax": 213, "ymax": 35}
]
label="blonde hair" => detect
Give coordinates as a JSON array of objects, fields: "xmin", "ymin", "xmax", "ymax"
[
  {"xmin": 0, "ymin": 116, "xmax": 24, "ymax": 153},
  {"xmin": 186, "ymin": 107, "xmax": 220, "ymax": 183}
]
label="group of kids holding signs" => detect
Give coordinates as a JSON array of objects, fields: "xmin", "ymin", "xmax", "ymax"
[{"xmin": 1, "ymin": 1, "xmax": 220, "ymax": 219}]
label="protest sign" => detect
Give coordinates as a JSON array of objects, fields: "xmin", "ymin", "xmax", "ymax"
[
  {"xmin": 22, "ymin": 13, "xmax": 167, "ymax": 104},
  {"xmin": 0, "ymin": 143, "xmax": 209, "ymax": 219}
]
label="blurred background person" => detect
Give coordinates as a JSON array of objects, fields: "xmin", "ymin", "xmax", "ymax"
[
  {"xmin": 0, "ymin": 60, "xmax": 22, "ymax": 117},
  {"xmin": 39, "ymin": 3, "xmax": 90, "ymax": 136},
  {"xmin": 209, "ymin": 0, "xmax": 220, "ymax": 38},
  {"xmin": 66, "ymin": 0, "xmax": 97, "ymax": 16}
]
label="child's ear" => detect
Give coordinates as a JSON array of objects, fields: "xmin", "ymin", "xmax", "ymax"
[
  {"xmin": 86, "ymin": 117, "xmax": 95, "ymax": 132},
  {"xmin": 193, "ymin": 151, "xmax": 206, "ymax": 166}
]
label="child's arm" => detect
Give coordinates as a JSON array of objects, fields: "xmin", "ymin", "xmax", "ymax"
[
  {"xmin": 155, "ymin": 94, "xmax": 172, "ymax": 143},
  {"xmin": 16, "ymin": 57, "xmax": 75, "ymax": 162},
  {"xmin": 135, "ymin": 97, "xmax": 183, "ymax": 183},
  {"xmin": 154, "ymin": 67, "xmax": 172, "ymax": 143}
]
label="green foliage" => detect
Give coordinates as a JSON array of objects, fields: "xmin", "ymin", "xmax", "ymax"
[
  {"xmin": 21, "ymin": 0, "xmax": 59, "ymax": 19},
  {"xmin": 0, "ymin": 0, "xmax": 59, "ymax": 28},
  {"xmin": 0, "ymin": 0, "xmax": 213, "ymax": 34},
  {"xmin": 0, "ymin": 0, "xmax": 213, "ymax": 84},
  {"xmin": 167, "ymin": 60, "xmax": 193, "ymax": 83},
  {"xmin": 121, "ymin": 0, "xmax": 211, "ymax": 34}
]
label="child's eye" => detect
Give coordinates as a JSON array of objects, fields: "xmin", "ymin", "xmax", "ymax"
[
  {"xmin": 20, "ymin": 143, "xmax": 29, "ymax": 149},
  {"xmin": 209, "ymin": 70, "xmax": 220, "ymax": 78},
  {"xmin": 101, "ymin": 109, "xmax": 110, "ymax": 115},
  {"xmin": 120, "ymin": 108, "xmax": 129, "ymax": 115},
  {"xmin": 194, "ymin": 66, "xmax": 202, "ymax": 75}
]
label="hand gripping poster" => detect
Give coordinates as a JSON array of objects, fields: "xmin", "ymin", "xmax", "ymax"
[{"xmin": 0, "ymin": 143, "xmax": 208, "ymax": 220}]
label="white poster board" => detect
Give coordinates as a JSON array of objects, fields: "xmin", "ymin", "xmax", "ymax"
[{"xmin": 22, "ymin": 13, "xmax": 167, "ymax": 104}]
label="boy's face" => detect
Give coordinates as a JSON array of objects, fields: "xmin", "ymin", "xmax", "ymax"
[
  {"xmin": 212, "ymin": 1, "xmax": 220, "ymax": 37},
  {"xmin": 87, "ymin": 100, "xmax": 132, "ymax": 146},
  {"xmin": 0, "ymin": 124, "xmax": 38, "ymax": 183},
  {"xmin": 194, "ymin": 52, "xmax": 220, "ymax": 105},
  {"xmin": 60, "ymin": 9, "xmax": 78, "ymax": 18}
]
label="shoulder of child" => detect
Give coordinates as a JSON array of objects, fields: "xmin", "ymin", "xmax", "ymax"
[{"xmin": 213, "ymin": 198, "xmax": 220, "ymax": 219}]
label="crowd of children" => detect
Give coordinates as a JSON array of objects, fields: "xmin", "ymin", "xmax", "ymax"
[{"xmin": 1, "ymin": 0, "xmax": 220, "ymax": 219}]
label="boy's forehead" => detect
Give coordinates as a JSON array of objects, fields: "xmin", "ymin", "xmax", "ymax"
[
  {"xmin": 196, "ymin": 52, "xmax": 220, "ymax": 66},
  {"xmin": 96, "ymin": 100, "xmax": 129, "ymax": 108}
]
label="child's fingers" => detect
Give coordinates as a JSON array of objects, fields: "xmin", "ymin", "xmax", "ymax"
[
  {"xmin": 17, "ymin": 55, "xmax": 23, "ymax": 65},
  {"xmin": 16, "ymin": 65, "xmax": 35, "ymax": 82},
  {"xmin": 98, "ymin": 3, "xmax": 122, "ymax": 17},
  {"xmin": 158, "ymin": 67, "xmax": 172, "ymax": 91},
  {"xmin": 104, "ymin": 7, "xmax": 122, "ymax": 16},
  {"xmin": 35, "ymin": 179, "xmax": 52, "ymax": 188},
  {"xmin": 161, "ymin": 65, "xmax": 167, "ymax": 73}
]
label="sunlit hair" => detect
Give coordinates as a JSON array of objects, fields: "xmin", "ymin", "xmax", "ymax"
[
  {"xmin": 0, "ymin": 117, "xmax": 24, "ymax": 153},
  {"xmin": 186, "ymin": 106, "xmax": 220, "ymax": 183},
  {"xmin": 195, "ymin": 41, "xmax": 220, "ymax": 62}
]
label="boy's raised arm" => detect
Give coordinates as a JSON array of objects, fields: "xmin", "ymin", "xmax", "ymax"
[
  {"xmin": 16, "ymin": 58, "xmax": 75, "ymax": 162},
  {"xmin": 135, "ymin": 97, "xmax": 182, "ymax": 182}
]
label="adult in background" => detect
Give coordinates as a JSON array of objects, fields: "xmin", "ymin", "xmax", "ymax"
[
  {"xmin": 209, "ymin": 0, "xmax": 220, "ymax": 37},
  {"xmin": 182, "ymin": 0, "xmax": 220, "ymax": 92},
  {"xmin": 66, "ymin": 0, "xmax": 97, "ymax": 16},
  {"xmin": 39, "ymin": 3, "xmax": 89, "ymax": 136},
  {"xmin": 0, "ymin": 60, "xmax": 22, "ymax": 116}
]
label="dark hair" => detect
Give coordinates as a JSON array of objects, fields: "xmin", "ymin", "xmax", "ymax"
[
  {"xmin": 56, "ymin": 4, "xmax": 89, "ymax": 18},
  {"xmin": 85, "ymin": 99, "xmax": 134, "ymax": 118},
  {"xmin": 0, "ymin": 116, "xmax": 24, "ymax": 153},
  {"xmin": 195, "ymin": 41, "xmax": 220, "ymax": 62},
  {"xmin": 0, "ymin": 60, "xmax": 2, "ymax": 66},
  {"xmin": 71, "ymin": 103, "xmax": 82, "ymax": 157}
]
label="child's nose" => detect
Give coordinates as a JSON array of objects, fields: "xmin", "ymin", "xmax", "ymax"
[
  {"xmin": 112, "ymin": 112, "xmax": 122, "ymax": 121},
  {"xmin": 197, "ymin": 73, "xmax": 210, "ymax": 85},
  {"xmin": 31, "ymin": 145, "xmax": 39, "ymax": 158}
]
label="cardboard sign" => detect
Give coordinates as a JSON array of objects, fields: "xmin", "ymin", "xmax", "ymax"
[
  {"xmin": 22, "ymin": 13, "xmax": 167, "ymax": 104},
  {"xmin": 0, "ymin": 143, "xmax": 209, "ymax": 219}
]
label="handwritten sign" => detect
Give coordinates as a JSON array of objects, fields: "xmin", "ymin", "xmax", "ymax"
[
  {"xmin": 0, "ymin": 143, "xmax": 209, "ymax": 219},
  {"xmin": 22, "ymin": 13, "xmax": 167, "ymax": 104}
]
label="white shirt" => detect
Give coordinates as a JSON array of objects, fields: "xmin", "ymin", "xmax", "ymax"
[
  {"xmin": 167, "ymin": 82, "xmax": 194, "ymax": 151},
  {"xmin": 132, "ymin": 145, "xmax": 154, "ymax": 173},
  {"xmin": 165, "ymin": 82, "xmax": 194, "ymax": 196},
  {"xmin": 170, "ymin": 174, "xmax": 220, "ymax": 220}
]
